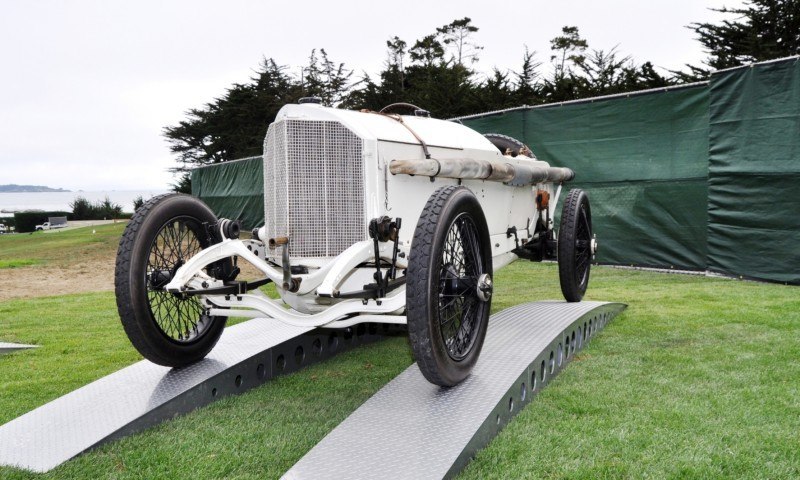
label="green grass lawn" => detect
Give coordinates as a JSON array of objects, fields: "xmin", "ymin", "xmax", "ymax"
[
  {"xmin": 0, "ymin": 223, "xmax": 126, "ymax": 268},
  {"xmin": 0, "ymin": 262, "xmax": 798, "ymax": 479}
]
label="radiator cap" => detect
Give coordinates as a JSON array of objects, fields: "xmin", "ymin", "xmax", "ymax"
[{"xmin": 298, "ymin": 97, "xmax": 323, "ymax": 105}]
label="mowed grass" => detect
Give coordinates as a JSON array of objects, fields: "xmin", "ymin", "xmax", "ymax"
[
  {"xmin": 0, "ymin": 259, "xmax": 38, "ymax": 269},
  {"xmin": 0, "ymin": 261, "xmax": 799, "ymax": 479},
  {"xmin": 0, "ymin": 223, "xmax": 126, "ymax": 268}
]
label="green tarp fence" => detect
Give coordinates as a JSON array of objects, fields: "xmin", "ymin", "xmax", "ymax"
[
  {"xmin": 465, "ymin": 85, "xmax": 711, "ymax": 271},
  {"xmin": 191, "ymin": 56, "xmax": 800, "ymax": 284},
  {"xmin": 707, "ymin": 58, "xmax": 800, "ymax": 284},
  {"xmin": 191, "ymin": 156, "xmax": 263, "ymax": 230}
]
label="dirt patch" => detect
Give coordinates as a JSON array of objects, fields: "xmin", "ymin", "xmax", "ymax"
[
  {"xmin": 0, "ymin": 260, "xmax": 116, "ymax": 302},
  {"xmin": 0, "ymin": 256, "xmax": 265, "ymax": 303}
]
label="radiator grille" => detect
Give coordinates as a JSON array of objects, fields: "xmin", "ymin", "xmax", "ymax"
[{"xmin": 263, "ymin": 119, "xmax": 365, "ymax": 258}]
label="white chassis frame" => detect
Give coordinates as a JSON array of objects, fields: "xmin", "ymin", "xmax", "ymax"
[
  {"xmin": 163, "ymin": 184, "xmax": 562, "ymax": 330},
  {"xmin": 164, "ymin": 238, "xmax": 411, "ymax": 329}
]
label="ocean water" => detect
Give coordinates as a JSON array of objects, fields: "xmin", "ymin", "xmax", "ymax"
[{"xmin": 0, "ymin": 190, "xmax": 170, "ymax": 217}]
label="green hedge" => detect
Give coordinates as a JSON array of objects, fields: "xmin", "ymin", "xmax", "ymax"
[{"xmin": 13, "ymin": 211, "xmax": 71, "ymax": 233}]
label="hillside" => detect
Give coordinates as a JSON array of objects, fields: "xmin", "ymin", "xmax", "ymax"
[{"xmin": 0, "ymin": 184, "xmax": 70, "ymax": 192}]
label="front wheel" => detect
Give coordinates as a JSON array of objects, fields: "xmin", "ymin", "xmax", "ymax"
[
  {"xmin": 115, "ymin": 193, "xmax": 228, "ymax": 367},
  {"xmin": 558, "ymin": 189, "xmax": 593, "ymax": 302},
  {"xmin": 407, "ymin": 186, "xmax": 493, "ymax": 387}
]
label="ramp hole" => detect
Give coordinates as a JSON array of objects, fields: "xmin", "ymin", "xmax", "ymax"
[
  {"xmin": 549, "ymin": 351, "xmax": 555, "ymax": 374},
  {"xmin": 295, "ymin": 345, "xmax": 305, "ymax": 365},
  {"xmin": 257, "ymin": 363, "xmax": 266, "ymax": 379},
  {"xmin": 571, "ymin": 331, "xmax": 576, "ymax": 353},
  {"xmin": 496, "ymin": 414, "xmax": 501, "ymax": 425},
  {"xmin": 583, "ymin": 322, "xmax": 588, "ymax": 341},
  {"xmin": 557, "ymin": 344, "xmax": 563, "ymax": 367},
  {"xmin": 276, "ymin": 354, "xmax": 286, "ymax": 371},
  {"xmin": 577, "ymin": 327, "xmax": 583, "ymax": 348},
  {"xmin": 211, "ymin": 387, "xmax": 218, "ymax": 397},
  {"xmin": 541, "ymin": 360, "xmax": 547, "ymax": 383},
  {"xmin": 235, "ymin": 375, "xmax": 242, "ymax": 388},
  {"xmin": 328, "ymin": 332, "xmax": 339, "ymax": 351},
  {"xmin": 531, "ymin": 370, "xmax": 537, "ymax": 391},
  {"xmin": 312, "ymin": 338, "xmax": 323, "ymax": 356},
  {"xmin": 588, "ymin": 320, "xmax": 593, "ymax": 337},
  {"xmin": 508, "ymin": 396, "xmax": 514, "ymax": 412},
  {"xmin": 565, "ymin": 336, "xmax": 571, "ymax": 358},
  {"xmin": 520, "ymin": 383, "xmax": 526, "ymax": 402}
]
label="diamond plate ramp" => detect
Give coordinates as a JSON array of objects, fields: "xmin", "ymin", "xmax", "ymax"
[
  {"xmin": 0, "ymin": 342, "xmax": 37, "ymax": 355},
  {"xmin": 0, "ymin": 318, "xmax": 393, "ymax": 473},
  {"xmin": 283, "ymin": 301, "xmax": 626, "ymax": 480}
]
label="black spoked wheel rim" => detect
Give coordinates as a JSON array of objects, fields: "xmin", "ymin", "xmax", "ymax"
[
  {"xmin": 574, "ymin": 206, "xmax": 592, "ymax": 290},
  {"xmin": 437, "ymin": 213, "xmax": 487, "ymax": 361},
  {"xmin": 145, "ymin": 216, "xmax": 211, "ymax": 344}
]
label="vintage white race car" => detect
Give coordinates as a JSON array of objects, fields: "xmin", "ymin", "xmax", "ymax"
[{"xmin": 115, "ymin": 101, "xmax": 596, "ymax": 386}]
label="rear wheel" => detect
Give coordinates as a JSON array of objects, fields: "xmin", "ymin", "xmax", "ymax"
[
  {"xmin": 558, "ymin": 189, "xmax": 592, "ymax": 302},
  {"xmin": 115, "ymin": 194, "xmax": 228, "ymax": 367},
  {"xmin": 407, "ymin": 186, "xmax": 493, "ymax": 387}
]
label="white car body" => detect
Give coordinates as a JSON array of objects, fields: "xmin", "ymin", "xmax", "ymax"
[{"xmin": 166, "ymin": 104, "xmax": 568, "ymax": 328}]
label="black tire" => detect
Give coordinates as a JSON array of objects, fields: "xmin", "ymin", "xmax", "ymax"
[
  {"xmin": 484, "ymin": 133, "xmax": 534, "ymax": 158},
  {"xmin": 558, "ymin": 189, "xmax": 592, "ymax": 302},
  {"xmin": 115, "ymin": 193, "xmax": 227, "ymax": 367},
  {"xmin": 407, "ymin": 185, "xmax": 493, "ymax": 387}
]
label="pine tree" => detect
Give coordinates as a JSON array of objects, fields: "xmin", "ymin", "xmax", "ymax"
[{"xmin": 691, "ymin": 0, "xmax": 800, "ymax": 70}]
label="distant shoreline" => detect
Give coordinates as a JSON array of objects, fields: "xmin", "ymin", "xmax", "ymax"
[
  {"xmin": 0, "ymin": 184, "xmax": 70, "ymax": 193},
  {"xmin": 0, "ymin": 189, "xmax": 170, "ymax": 216}
]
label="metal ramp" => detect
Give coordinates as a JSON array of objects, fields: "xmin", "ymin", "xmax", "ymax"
[
  {"xmin": 0, "ymin": 342, "xmax": 37, "ymax": 355},
  {"xmin": 0, "ymin": 317, "xmax": 393, "ymax": 473},
  {"xmin": 283, "ymin": 301, "xmax": 626, "ymax": 480}
]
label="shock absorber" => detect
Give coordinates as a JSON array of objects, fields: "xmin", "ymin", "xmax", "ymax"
[{"xmin": 269, "ymin": 237, "xmax": 301, "ymax": 292}]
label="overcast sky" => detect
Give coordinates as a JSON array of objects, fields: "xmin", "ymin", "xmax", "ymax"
[{"xmin": 0, "ymin": 0, "xmax": 744, "ymax": 191}]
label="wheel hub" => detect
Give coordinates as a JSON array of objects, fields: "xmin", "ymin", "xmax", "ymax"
[{"xmin": 476, "ymin": 273, "xmax": 493, "ymax": 302}]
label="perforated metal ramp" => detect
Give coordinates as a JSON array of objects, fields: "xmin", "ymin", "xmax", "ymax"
[
  {"xmin": 0, "ymin": 318, "xmax": 393, "ymax": 473},
  {"xmin": 283, "ymin": 301, "xmax": 626, "ymax": 480},
  {"xmin": 0, "ymin": 342, "xmax": 37, "ymax": 354}
]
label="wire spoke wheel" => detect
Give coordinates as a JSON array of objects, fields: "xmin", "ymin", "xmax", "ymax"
[
  {"xmin": 437, "ymin": 213, "xmax": 484, "ymax": 360},
  {"xmin": 558, "ymin": 189, "xmax": 593, "ymax": 302},
  {"xmin": 146, "ymin": 217, "xmax": 211, "ymax": 343},
  {"xmin": 407, "ymin": 186, "xmax": 492, "ymax": 387},
  {"xmin": 573, "ymin": 207, "xmax": 592, "ymax": 287},
  {"xmin": 115, "ymin": 194, "xmax": 229, "ymax": 367}
]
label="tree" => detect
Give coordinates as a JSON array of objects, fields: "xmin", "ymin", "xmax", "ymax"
[
  {"xmin": 165, "ymin": 18, "xmax": 682, "ymax": 183},
  {"xmin": 164, "ymin": 58, "xmax": 304, "ymax": 175},
  {"xmin": 542, "ymin": 26, "xmax": 589, "ymax": 102},
  {"xmin": 409, "ymin": 34, "xmax": 446, "ymax": 68},
  {"xmin": 302, "ymin": 49, "xmax": 352, "ymax": 105},
  {"xmin": 550, "ymin": 26, "xmax": 588, "ymax": 82},
  {"xmin": 436, "ymin": 17, "xmax": 483, "ymax": 65},
  {"xmin": 514, "ymin": 47, "xmax": 542, "ymax": 104},
  {"xmin": 132, "ymin": 195, "xmax": 145, "ymax": 211},
  {"xmin": 690, "ymin": 0, "xmax": 800, "ymax": 70}
]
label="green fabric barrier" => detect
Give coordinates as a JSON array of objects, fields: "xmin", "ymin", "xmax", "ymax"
[
  {"xmin": 191, "ymin": 156, "xmax": 264, "ymax": 230},
  {"xmin": 463, "ymin": 85, "xmax": 711, "ymax": 270},
  {"xmin": 707, "ymin": 58, "xmax": 800, "ymax": 284}
]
